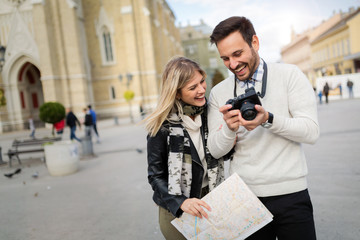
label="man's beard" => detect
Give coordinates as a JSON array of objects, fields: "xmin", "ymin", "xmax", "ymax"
[{"xmin": 233, "ymin": 48, "xmax": 259, "ymax": 81}]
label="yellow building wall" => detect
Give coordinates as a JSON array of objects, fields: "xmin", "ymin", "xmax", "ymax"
[
  {"xmin": 0, "ymin": 0, "xmax": 183, "ymax": 132},
  {"xmin": 347, "ymin": 14, "xmax": 360, "ymax": 54}
]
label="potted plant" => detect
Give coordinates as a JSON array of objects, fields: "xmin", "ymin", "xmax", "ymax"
[
  {"xmin": 39, "ymin": 102, "xmax": 65, "ymax": 136},
  {"xmin": 39, "ymin": 102, "xmax": 79, "ymax": 176}
]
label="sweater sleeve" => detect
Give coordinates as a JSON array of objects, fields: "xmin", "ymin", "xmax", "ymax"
[
  {"xmin": 207, "ymin": 87, "xmax": 237, "ymax": 159},
  {"xmin": 269, "ymin": 65, "xmax": 319, "ymax": 144}
]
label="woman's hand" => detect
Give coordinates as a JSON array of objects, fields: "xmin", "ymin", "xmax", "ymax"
[{"xmin": 180, "ymin": 198, "xmax": 211, "ymax": 219}]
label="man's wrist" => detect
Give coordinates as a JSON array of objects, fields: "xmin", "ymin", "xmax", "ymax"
[{"xmin": 261, "ymin": 112, "xmax": 273, "ymax": 128}]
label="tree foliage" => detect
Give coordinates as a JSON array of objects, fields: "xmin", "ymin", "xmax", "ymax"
[
  {"xmin": 212, "ymin": 69, "xmax": 225, "ymax": 87},
  {"xmin": 124, "ymin": 90, "xmax": 135, "ymax": 101},
  {"xmin": 0, "ymin": 89, "xmax": 6, "ymax": 106},
  {"xmin": 39, "ymin": 102, "xmax": 65, "ymax": 124}
]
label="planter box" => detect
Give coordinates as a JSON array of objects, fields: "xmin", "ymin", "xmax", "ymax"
[{"xmin": 44, "ymin": 141, "xmax": 79, "ymax": 176}]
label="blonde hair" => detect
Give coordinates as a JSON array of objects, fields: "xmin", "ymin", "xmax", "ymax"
[{"xmin": 144, "ymin": 56, "xmax": 206, "ymax": 136}]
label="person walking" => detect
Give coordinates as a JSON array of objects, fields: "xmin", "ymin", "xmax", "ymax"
[
  {"xmin": 54, "ymin": 119, "xmax": 65, "ymax": 139},
  {"xmin": 145, "ymin": 56, "xmax": 224, "ymax": 240},
  {"xmin": 83, "ymin": 108, "xmax": 93, "ymax": 138},
  {"xmin": 347, "ymin": 79, "xmax": 354, "ymax": 98},
  {"xmin": 28, "ymin": 115, "xmax": 35, "ymax": 139},
  {"xmin": 208, "ymin": 16, "xmax": 319, "ymax": 240},
  {"xmin": 66, "ymin": 108, "xmax": 81, "ymax": 142},
  {"xmin": 323, "ymin": 82, "xmax": 330, "ymax": 104},
  {"xmin": 338, "ymin": 83, "xmax": 342, "ymax": 98},
  {"xmin": 318, "ymin": 90, "xmax": 323, "ymax": 104},
  {"xmin": 87, "ymin": 105, "xmax": 100, "ymax": 143}
]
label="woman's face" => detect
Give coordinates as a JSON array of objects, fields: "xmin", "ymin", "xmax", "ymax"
[{"xmin": 177, "ymin": 71, "xmax": 207, "ymax": 107}]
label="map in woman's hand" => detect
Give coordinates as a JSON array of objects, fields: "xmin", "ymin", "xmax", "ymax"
[{"xmin": 171, "ymin": 173, "xmax": 273, "ymax": 240}]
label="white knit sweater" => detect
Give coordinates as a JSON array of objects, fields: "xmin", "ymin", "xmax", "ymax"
[{"xmin": 208, "ymin": 63, "xmax": 319, "ymax": 197}]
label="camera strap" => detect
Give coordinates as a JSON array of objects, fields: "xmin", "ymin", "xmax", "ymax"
[{"xmin": 233, "ymin": 61, "xmax": 267, "ymax": 98}]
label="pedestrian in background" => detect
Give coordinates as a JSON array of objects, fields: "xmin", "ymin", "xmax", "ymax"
[
  {"xmin": 318, "ymin": 90, "xmax": 323, "ymax": 104},
  {"xmin": 347, "ymin": 79, "xmax": 354, "ymax": 98},
  {"xmin": 208, "ymin": 16, "xmax": 319, "ymax": 240},
  {"xmin": 139, "ymin": 102, "xmax": 146, "ymax": 119},
  {"xmin": 88, "ymin": 105, "xmax": 100, "ymax": 143},
  {"xmin": 66, "ymin": 108, "xmax": 81, "ymax": 142},
  {"xmin": 83, "ymin": 108, "xmax": 93, "ymax": 138},
  {"xmin": 28, "ymin": 115, "xmax": 35, "ymax": 139},
  {"xmin": 323, "ymin": 82, "xmax": 330, "ymax": 104},
  {"xmin": 338, "ymin": 83, "xmax": 342, "ymax": 98},
  {"xmin": 54, "ymin": 119, "xmax": 65, "ymax": 139},
  {"xmin": 145, "ymin": 56, "xmax": 224, "ymax": 240}
]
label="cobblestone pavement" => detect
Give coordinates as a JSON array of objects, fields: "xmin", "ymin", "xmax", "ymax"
[{"xmin": 0, "ymin": 98, "xmax": 359, "ymax": 240}]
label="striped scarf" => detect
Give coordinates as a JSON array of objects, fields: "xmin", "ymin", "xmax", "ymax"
[{"xmin": 167, "ymin": 104, "xmax": 224, "ymax": 197}]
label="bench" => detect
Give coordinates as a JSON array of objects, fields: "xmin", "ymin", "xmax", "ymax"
[{"xmin": 6, "ymin": 137, "xmax": 61, "ymax": 167}]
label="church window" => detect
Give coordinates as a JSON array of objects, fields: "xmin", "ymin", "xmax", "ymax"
[{"xmin": 102, "ymin": 27, "xmax": 114, "ymax": 62}]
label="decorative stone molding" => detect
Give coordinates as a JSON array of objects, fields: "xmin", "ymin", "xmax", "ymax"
[
  {"xmin": 153, "ymin": 19, "xmax": 160, "ymax": 27},
  {"xmin": 121, "ymin": 5, "xmax": 132, "ymax": 14},
  {"xmin": 31, "ymin": 0, "xmax": 44, "ymax": 4},
  {"xmin": 2, "ymin": 9, "xmax": 39, "ymax": 77},
  {"xmin": 95, "ymin": 6, "xmax": 114, "ymax": 35},
  {"xmin": 65, "ymin": 0, "xmax": 77, "ymax": 9},
  {"xmin": 142, "ymin": 7, "xmax": 150, "ymax": 17}
]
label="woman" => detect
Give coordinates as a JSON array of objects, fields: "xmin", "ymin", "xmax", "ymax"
[{"xmin": 145, "ymin": 56, "xmax": 224, "ymax": 239}]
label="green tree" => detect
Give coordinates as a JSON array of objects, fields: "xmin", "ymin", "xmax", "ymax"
[
  {"xmin": 212, "ymin": 69, "xmax": 225, "ymax": 87},
  {"xmin": 0, "ymin": 89, "xmax": 6, "ymax": 106},
  {"xmin": 39, "ymin": 102, "xmax": 66, "ymax": 135}
]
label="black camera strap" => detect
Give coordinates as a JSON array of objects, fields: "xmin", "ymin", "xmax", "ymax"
[{"xmin": 233, "ymin": 61, "xmax": 267, "ymax": 98}]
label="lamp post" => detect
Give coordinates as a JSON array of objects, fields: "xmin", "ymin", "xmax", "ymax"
[
  {"xmin": 119, "ymin": 73, "xmax": 134, "ymax": 123},
  {"xmin": 0, "ymin": 45, "xmax": 5, "ymax": 165},
  {"xmin": 0, "ymin": 45, "xmax": 6, "ymax": 73}
]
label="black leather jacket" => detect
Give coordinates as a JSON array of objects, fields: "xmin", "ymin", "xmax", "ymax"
[{"xmin": 147, "ymin": 122, "xmax": 205, "ymax": 218}]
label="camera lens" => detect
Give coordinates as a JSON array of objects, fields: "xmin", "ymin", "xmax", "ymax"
[{"xmin": 240, "ymin": 102, "xmax": 257, "ymax": 120}]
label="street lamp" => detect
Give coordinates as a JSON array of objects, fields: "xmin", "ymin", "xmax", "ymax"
[
  {"xmin": 0, "ymin": 45, "xmax": 6, "ymax": 73},
  {"xmin": 0, "ymin": 45, "xmax": 5, "ymax": 164},
  {"xmin": 118, "ymin": 73, "xmax": 135, "ymax": 123},
  {"xmin": 118, "ymin": 73, "xmax": 133, "ymax": 88}
]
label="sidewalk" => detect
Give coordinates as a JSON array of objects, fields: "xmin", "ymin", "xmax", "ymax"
[{"xmin": 0, "ymin": 99, "xmax": 359, "ymax": 240}]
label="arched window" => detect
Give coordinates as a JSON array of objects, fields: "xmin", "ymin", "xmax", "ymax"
[
  {"xmin": 95, "ymin": 7, "xmax": 116, "ymax": 65},
  {"xmin": 102, "ymin": 27, "xmax": 114, "ymax": 62}
]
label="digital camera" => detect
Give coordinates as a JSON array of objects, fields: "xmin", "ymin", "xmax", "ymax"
[{"xmin": 226, "ymin": 87, "xmax": 262, "ymax": 120}]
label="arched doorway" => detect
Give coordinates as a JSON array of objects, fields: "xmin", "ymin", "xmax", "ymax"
[{"xmin": 17, "ymin": 62, "xmax": 44, "ymax": 129}]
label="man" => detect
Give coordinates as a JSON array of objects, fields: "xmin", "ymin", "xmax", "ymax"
[
  {"xmin": 66, "ymin": 108, "xmax": 81, "ymax": 142},
  {"xmin": 207, "ymin": 16, "xmax": 319, "ymax": 240},
  {"xmin": 323, "ymin": 82, "xmax": 330, "ymax": 104},
  {"xmin": 347, "ymin": 79, "xmax": 354, "ymax": 98},
  {"xmin": 88, "ymin": 105, "xmax": 100, "ymax": 143},
  {"xmin": 83, "ymin": 108, "xmax": 93, "ymax": 138}
]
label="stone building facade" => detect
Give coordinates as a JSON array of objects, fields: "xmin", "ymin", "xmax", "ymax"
[
  {"xmin": 311, "ymin": 8, "xmax": 360, "ymax": 77},
  {"xmin": 0, "ymin": 0, "xmax": 182, "ymax": 133},
  {"xmin": 281, "ymin": 7, "xmax": 360, "ymax": 86},
  {"xmin": 179, "ymin": 20, "xmax": 229, "ymax": 97},
  {"xmin": 281, "ymin": 12, "xmax": 343, "ymax": 86}
]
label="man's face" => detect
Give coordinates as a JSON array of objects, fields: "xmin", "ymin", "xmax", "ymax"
[{"xmin": 217, "ymin": 31, "xmax": 260, "ymax": 81}]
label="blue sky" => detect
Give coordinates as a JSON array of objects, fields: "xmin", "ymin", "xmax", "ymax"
[{"xmin": 167, "ymin": 0, "xmax": 360, "ymax": 62}]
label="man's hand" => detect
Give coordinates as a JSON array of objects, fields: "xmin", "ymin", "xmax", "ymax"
[
  {"xmin": 220, "ymin": 104, "xmax": 268, "ymax": 132},
  {"xmin": 219, "ymin": 105, "xmax": 241, "ymax": 132},
  {"xmin": 239, "ymin": 105, "xmax": 268, "ymax": 131}
]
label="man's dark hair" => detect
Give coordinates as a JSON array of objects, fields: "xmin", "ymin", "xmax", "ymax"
[
  {"xmin": 87, "ymin": 105, "xmax": 92, "ymax": 109},
  {"xmin": 210, "ymin": 16, "xmax": 256, "ymax": 47}
]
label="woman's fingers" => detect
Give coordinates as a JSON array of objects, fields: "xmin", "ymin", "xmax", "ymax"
[{"xmin": 181, "ymin": 198, "xmax": 211, "ymax": 219}]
